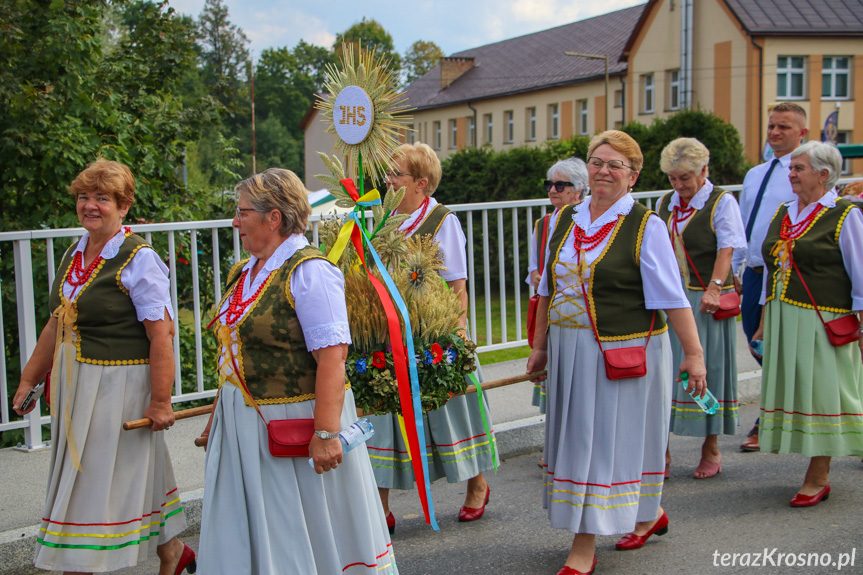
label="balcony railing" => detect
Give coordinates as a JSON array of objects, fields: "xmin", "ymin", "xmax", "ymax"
[{"xmin": 10, "ymin": 179, "xmax": 841, "ymax": 449}]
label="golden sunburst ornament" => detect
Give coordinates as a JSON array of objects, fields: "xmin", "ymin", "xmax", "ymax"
[{"xmin": 316, "ymin": 43, "xmax": 412, "ymax": 187}]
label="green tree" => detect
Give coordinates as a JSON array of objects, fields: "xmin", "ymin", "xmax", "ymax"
[
  {"xmin": 197, "ymin": 0, "xmax": 250, "ymax": 99},
  {"xmin": 334, "ymin": 17, "xmax": 401, "ymax": 72},
  {"xmin": 403, "ymin": 40, "xmax": 444, "ymax": 83}
]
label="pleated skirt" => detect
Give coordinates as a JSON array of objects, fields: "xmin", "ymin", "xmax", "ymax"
[
  {"xmin": 198, "ymin": 386, "xmax": 397, "ymax": 575},
  {"xmin": 34, "ymin": 351, "xmax": 186, "ymax": 572},
  {"xmin": 668, "ymin": 285, "xmax": 739, "ymax": 436},
  {"xmin": 759, "ymin": 292, "xmax": 863, "ymax": 457},
  {"xmin": 544, "ymin": 300, "xmax": 671, "ymax": 536},
  {"xmin": 365, "ymin": 363, "xmax": 498, "ymax": 490},
  {"xmin": 531, "ymin": 380, "xmax": 547, "ymax": 414}
]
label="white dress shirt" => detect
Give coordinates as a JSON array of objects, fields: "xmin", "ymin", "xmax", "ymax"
[
  {"xmin": 525, "ymin": 208, "xmax": 561, "ymax": 286},
  {"xmin": 733, "ymin": 154, "xmax": 796, "ymax": 273},
  {"xmin": 667, "ymin": 179, "xmax": 747, "ymax": 252}
]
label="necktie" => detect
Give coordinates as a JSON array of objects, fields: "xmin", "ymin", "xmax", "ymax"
[{"xmin": 745, "ymin": 158, "xmax": 780, "ymax": 241}]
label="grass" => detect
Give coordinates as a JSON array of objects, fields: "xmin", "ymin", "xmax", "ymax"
[{"xmin": 468, "ymin": 293, "xmax": 533, "ymax": 365}]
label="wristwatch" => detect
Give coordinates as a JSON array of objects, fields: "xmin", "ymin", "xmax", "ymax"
[
  {"xmin": 314, "ymin": 430, "xmax": 339, "ymax": 440},
  {"xmin": 710, "ymin": 279, "xmax": 723, "ymax": 287}
]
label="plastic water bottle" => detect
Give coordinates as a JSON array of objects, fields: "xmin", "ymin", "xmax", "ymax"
[
  {"xmin": 308, "ymin": 418, "xmax": 375, "ymax": 468},
  {"xmin": 750, "ymin": 339, "xmax": 764, "ymax": 357},
  {"xmin": 681, "ymin": 371, "xmax": 719, "ymax": 415}
]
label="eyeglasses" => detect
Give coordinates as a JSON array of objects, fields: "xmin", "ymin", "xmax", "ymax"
[
  {"xmin": 543, "ymin": 180, "xmax": 574, "ymax": 193},
  {"xmin": 587, "ymin": 157, "xmax": 633, "ymax": 172},
  {"xmin": 235, "ymin": 207, "xmax": 257, "ymax": 218},
  {"xmin": 385, "ymin": 169, "xmax": 413, "ymax": 180}
]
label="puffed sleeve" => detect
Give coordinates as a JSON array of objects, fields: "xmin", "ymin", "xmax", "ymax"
[
  {"xmin": 434, "ymin": 213, "xmax": 468, "ymax": 282},
  {"xmin": 290, "ymin": 258, "xmax": 352, "ymax": 351},
  {"xmin": 526, "ymin": 223, "xmax": 538, "ymax": 286},
  {"xmin": 641, "ymin": 215, "xmax": 691, "ymax": 309},
  {"xmin": 839, "ymin": 206, "xmax": 863, "ymax": 311},
  {"xmin": 713, "ymin": 193, "xmax": 748, "ymax": 251},
  {"xmin": 119, "ymin": 247, "xmax": 175, "ymax": 322}
]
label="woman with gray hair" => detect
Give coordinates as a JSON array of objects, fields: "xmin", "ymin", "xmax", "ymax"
[
  {"xmin": 197, "ymin": 168, "xmax": 397, "ymax": 573},
  {"xmin": 526, "ymin": 157, "xmax": 588, "ymax": 413},
  {"xmin": 657, "ymin": 137, "xmax": 746, "ymax": 479},
  {"xmin": 751, "ymin": 141, "xmax": 863, "ymax": 507}
]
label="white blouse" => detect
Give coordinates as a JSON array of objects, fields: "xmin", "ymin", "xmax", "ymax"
[
  {"xmin": 64, "ymin": 229, "xmax": 174, "ymax": 322},
  {"xmin": 525, "ymin": 208, "xmax": 561, "ymax": 286},
  {"xmin": 538, "ymin": 194, "xmax": 690, "ymax": 310},
  {"xmin": 216, "ymin": 234, "xmax": 352, "ymax": 351},
  {"xmin": 666, "ymin": 180, "xmax": 747, "ymax": 252},
  {"xmin": 399, "ymin": 197, "xmax": 467, "ymax": 282},
  {"xmin": 759, "ymin": 190, "xmax": 863, "ymax": 311}
]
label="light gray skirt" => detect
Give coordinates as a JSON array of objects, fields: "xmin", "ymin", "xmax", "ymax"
[
  {"xmin": 668, "ymin": 285, "xmax": 739, "ymax": 436},
  {"xmin": 198, "ymin": 386, "xmax": 397, "ymax": 575},
  {"xmin": 34, "ymin": 352, "xmax": 186, "ymax": 573},
  {"xmin": 544, "ymin": 300, "xmax": 671, "ymax": 536},
  {"xmin": 366, "ymin": 363, "xmax": 498, "ymax": 490}
]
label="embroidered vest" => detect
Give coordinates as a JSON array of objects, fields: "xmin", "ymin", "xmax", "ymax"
[
  {"xmin": 48, "ymin": 233, "xmax": 152, "ymax": 364},
  {"xmin": 547, "ymin": 202, "xmax": 668, "ymax": 341},
  {"xmin": 657, "ymin": 188, "xmax": 735, "ymax": 290},
  {"xmin": 412, "ymin": 203, "xmax": 453, "ymax": 238},
  {"xmin": 216, "ymin": 246, "xmax": 341, "ymax": 404},
  {"xmin": 762, "ymin": 199, "xmax": 855, "ymax": 313}
]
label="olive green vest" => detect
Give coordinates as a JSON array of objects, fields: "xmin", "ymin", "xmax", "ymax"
[
  {"xmin": 412, "ymin": 203, "xmax": 453, "ymax": 238},
  {"xmin": 48, "ymin": 232, "xmax": 152, "ymax": 365},
  {"xmin": 762, "ymin": 199, "xmax": 856, "ymax": 313},
  {"xmin": 547, "ymin": 202, "xmax": 668, "ymax": 341},
  {"xmin": 656, "ymin": 188, "xmax": 735, "ymax": 290},
  {"xmin": 216, "ymin": 245, "xmax": 341, "ymax": 404}
]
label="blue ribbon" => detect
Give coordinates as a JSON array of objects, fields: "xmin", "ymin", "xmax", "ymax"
[{"xmin": 348, "ymin": 212, "xmax": 439, "ymax": 530}]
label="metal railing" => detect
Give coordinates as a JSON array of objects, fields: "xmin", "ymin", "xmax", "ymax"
[{"xmin": 6, "ymin": 179, "xmax": 856, "ymax": 448}]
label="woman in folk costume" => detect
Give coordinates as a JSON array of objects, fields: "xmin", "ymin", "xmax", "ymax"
[
  {"xmin": 656, "ymin": 137, "xmax": 747, "ymax": 479},
  {"xmin": 526, "ymin": 158, "xmax": 588, "ymax": 414},
  {"xmin": 197, "ymin": 169, "xmax": 397, "ymax": 574},
  {"xmin": 13, "ymin": 159, "xmax": 193, "ymax": 574},
  {"xmin": 752, "ymin": 141, "xmax": 863, "ymax": 507},
  {"xmin": 526, "ymin": 131, "xmax": 707, "ymax": 575},
  {"xmin": 366, "ymin": 142, "xmax": 498, "ymax": 532}
]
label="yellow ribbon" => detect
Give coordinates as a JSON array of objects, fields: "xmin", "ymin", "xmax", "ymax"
[
  {"xmin": 51, "ymin": 300, "xmax": 83, "ymax": 472},
  {"xmin": 325, "ymin": 189, "xmax": 382, "ymax": 265},
  {"xmin": 397, "ymin": 413, "xmax": 412, "ymax": 462}
]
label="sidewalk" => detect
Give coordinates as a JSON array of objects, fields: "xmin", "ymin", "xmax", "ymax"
[{"xmin": 0, "ymin": 323, "xmax": 765, "ymax": 573}]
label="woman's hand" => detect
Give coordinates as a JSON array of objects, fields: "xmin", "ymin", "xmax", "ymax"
[
  {"xmin": 526, "ymin": 349, "xmax": 548, "ymax": 382},
  {"xmin": 143, "ymin": 400, "xmax": 175, "ymax": 431},
  {"xmin": 699, "ymin": 285, "xmax": 721, "ymax": 314},
  {"xmin": 678, "ymin": 354, "xmax": 707, "ymax": 397},
  {"xmin": 12, "ymin": 381, "xmax": 40, "ymax": 416},
  {"xmin": 530, "ymin": 270, "xmax": 541, "ymax": 290},
  {"xmin": 309, "ymin": 435, "xmax": 343, "ymax": 474}
]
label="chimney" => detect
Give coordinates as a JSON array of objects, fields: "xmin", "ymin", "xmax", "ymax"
[{"xmin": 440, "ymin": 57, "xmax": 475, "ymax": 89}]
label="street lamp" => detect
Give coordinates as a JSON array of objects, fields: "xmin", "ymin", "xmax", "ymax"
[{"xmin": 565, "ymin": 52, "xmax": 609, "ymax": 132}]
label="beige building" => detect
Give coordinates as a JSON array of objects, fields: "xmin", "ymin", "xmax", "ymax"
[{"xmin": 303, "ymin": 1, "xmax": 863, "ymax": 190}]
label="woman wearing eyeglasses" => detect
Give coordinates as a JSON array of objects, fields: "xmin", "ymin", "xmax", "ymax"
[
  {"xmin": 526, "ymin": 158, "xmax": 588, "ymax": 414},
  {"xmin": 657, "ymin": 137, "xmax": 746, "ymax": 480},
  {"xmin": 366, "ymin": 142, "xmax": 497, "ymax": 533},
  {"xmin": 526, "ymin": 131, "xmax": 706, "ymax": 575}
]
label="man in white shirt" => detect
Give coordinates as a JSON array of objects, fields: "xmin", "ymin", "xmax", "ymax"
[{"xmin": 734, "ymin": 102, "xmax": 808, "ymax": 452}]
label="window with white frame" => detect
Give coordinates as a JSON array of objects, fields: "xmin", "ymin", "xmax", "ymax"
[
  {"xmin": 578, "ymin": 100, "xmax": 588, "ymax": 135},
  {"xmin": 450, "ymin": 119, "xmax": 457, "ymax": 148},
  {"xmin": 642, "ymin": 74, "xmax": 654, "ymax": 113},
  {"xmin": 668, "ymin": 69, "xmax": 681, "ymax": 110},
  {"xmin": 527, "ymin": 107, "xmax": 536, "ymax": 141},
  {"xmin": 468, "ymin": 116, "xmax": 476, "ymax": 147},
  {"xmin": 433, "ymin": 121, "xmax": 441, "ymax": 149},
  {"xmin": 836, "ymin": 131, "xmax": 851, "ymax": 174},
  {"xmin": 614, "ymin": 89, "xmax": 623, "ymax": 108},
  {"xmin": 549, "ymin": 103, "xmax": 559, "ymax": 139},
  {"xmin": 505, "ymin": 110, "xmax": 514, "ymax": 143},
  {"xmin": 777, "ymin": 56, "xmax": 806, "ymax": 99},
  {"xmin": 484, "ymin": 113, "xmax": 493, "ymax": 145},
  {"xmin": 407, "ymin": 123, "xmax": 415, "ymax": 144},
  {"xmin": 822, "ymin": 56, "xmax": 850, "ymax": 100}
]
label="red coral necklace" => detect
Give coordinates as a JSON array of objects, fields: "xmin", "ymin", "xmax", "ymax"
[
  {"xmin": 401, "ymin": 197, "xmax": 431, "ymax": 236},
  {"xmin": 573, "ymin": 216, "xmax": 621, "ymax": 264},
  {"xmin": 780, "ymin": 203, "xmax": 824, "ymax": 240},
  {"xmin": 67, "ymin": 251, "xmax": 102, "ymax": 287},
  {"xmin": 224, "ymin": 269, "xmax": 273, "ymax": 325}
]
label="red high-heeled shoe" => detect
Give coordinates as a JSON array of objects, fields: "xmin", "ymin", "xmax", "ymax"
[
  {"xmin": 615, "ymin": 510, "xmax": 669, "ymax": 550},
  {"xmin": 557, "ymin": 555, "xmax": 597, "ymax": 575},
  {"xmin": 385, "ymin": 511, "xmax": 396, "ymax": 534},
  {"xmin": 458, "ymin": 485, "xmax": 491, "ymax": 522},
  {"xmin": 790, "ymin": 484, "xmax": 830, "ymax": 507},
  {"xmin": 175, "ymin": 542, "xmax": 196, "ymax": 575}
]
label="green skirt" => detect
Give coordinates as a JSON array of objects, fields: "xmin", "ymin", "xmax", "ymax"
[{"xmin": 759, "ymin": 292, "xmax": 863, "ymax": 457}]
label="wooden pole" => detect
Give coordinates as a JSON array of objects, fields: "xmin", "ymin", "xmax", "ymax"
[{"xmin": 124, "ymin": 370, "xmax": 548, "ymax": 435}]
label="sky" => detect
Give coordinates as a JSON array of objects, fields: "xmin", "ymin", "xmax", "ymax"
[{"xmin": 168, "ymin": 0, "xmax": 645, "ymax": 58}]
